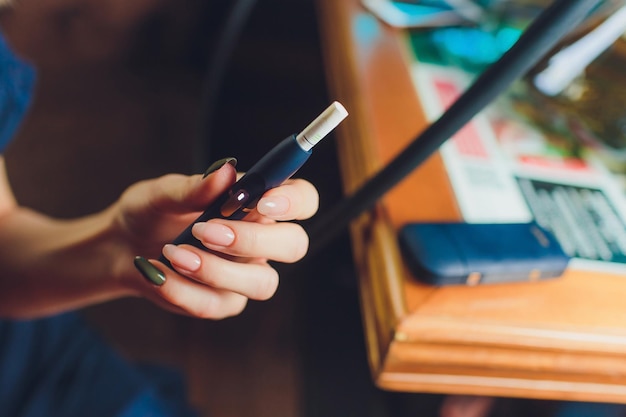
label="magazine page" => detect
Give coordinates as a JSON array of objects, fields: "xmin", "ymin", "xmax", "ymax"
[{"xmin": 410, "ymin": 61, "xmax": 626, "ymax": 273}]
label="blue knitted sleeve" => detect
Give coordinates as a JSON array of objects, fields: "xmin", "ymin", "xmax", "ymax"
[{"xmin": 0, "ymin": 31, "xmax": 35, "ymax": 153}]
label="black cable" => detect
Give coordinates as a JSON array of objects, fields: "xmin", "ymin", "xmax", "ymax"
[
  {"xmin": 194, "ymin": 0, "xmax": 258, "ymax": 172},
  {"xmin": 306, "ymin": 0, "xmax": 602, "ymax": 254}
]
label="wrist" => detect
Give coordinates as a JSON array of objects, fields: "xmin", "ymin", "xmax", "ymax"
[{"xmin": 0, "ymin": 205, "xmax": 137, "ymax": 318}]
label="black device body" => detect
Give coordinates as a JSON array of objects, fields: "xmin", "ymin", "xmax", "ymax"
[
  {"xmin": 398, "ymin": 222, "xmax": 571, "ymax": 286},
  {"xmin": 158, "ymin": 134, "xmax": 310, "ymax": 269}
]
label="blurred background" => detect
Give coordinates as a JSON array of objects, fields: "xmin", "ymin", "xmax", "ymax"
[
  {"xmin": 3, "ymin": 0, "xmax": 619, "ymax": 416},
  {"xmin": 0, "ymin": 0, "xmax": 439, "ymax": 416}
]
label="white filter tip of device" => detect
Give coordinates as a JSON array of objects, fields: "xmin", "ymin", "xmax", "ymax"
[{"xmin": 296, "ymin": 101, "xmax": 348, "ymax": 151}]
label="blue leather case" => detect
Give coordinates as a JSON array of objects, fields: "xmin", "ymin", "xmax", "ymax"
[{"xmin": 398, "ymin": 222, "xmax": 571, "ymax": 286}]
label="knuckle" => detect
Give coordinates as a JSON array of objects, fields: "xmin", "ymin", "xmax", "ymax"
[
  {"xmin": 196, "ymin": 259, "xmax": 229, "ymax": 288},
  {"xmin": 158, "ymin": 287, "xmax": 214, "ymax": 319},
  {"xmin": 284, "ymin": 225, "xmax": 309, "ymax": 262},
  {"xmin": 253, "ymin": 269, "xmax": 279, "ymax": 300},
  {"xmin": 227, "ymin": 298, "xmax": 248, "ymax": 317},
  {"xmin": 155, "ymin": 274, "xmax": 248, "ymax": 320},
  {"xmin": 202, "ymin": 271, "xmax": 226, "ymax": 289},
  {"xmin": 192, "ymin": 299, "xmax": 222, "ymax": 319},
  {"xmin": 196, "ymin": 295, "xmax": 248, "ymax": 319},
  {"xmin": 293, "ymin": 232, "xmax": 310, "ymax": 261},
  {"xmin": 237, "ymin": 224, "xmax": 260, "ymax": 254},
  {"xmin": 159, "ymin": 284, "xmax": 223, "ymax": 319}
]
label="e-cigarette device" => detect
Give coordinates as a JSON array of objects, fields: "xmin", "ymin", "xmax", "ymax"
[{"xmin": 159, "ymin": 101, "xmax": 348, "ymax": 268}]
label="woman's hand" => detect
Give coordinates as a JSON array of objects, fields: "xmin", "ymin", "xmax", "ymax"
[{"xmin": 114, "ymin": 158, "xmax": 319, "ymax": 319}]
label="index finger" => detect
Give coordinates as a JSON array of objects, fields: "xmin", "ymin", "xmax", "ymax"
[{"xmin": 255, "ymin": 178, "xmax": 319, "ymax": 221}]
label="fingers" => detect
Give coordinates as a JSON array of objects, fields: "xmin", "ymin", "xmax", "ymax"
[
  {"xmin": 255, "ymin": 178, "xmax": 319, "ymax": 221},
  {"xmin": 117, "ymin": 160, "xmax": 239, "ymax": 250},
  {"xmin": 191, "ymin": 220, "xmax": 309, "ymax": 263},
  {"xmin": 150, "ymin": 262, "xmax": 250, "ymax": 319},
  {"xmin": 123, "ymin": 160, "xmax": 237, "ymax": 217},
  {"xmin": 134, "ymin": 256, "xmax": 270, "ymax": 319},
  {"xmin": 157, "ymin": 161, "xmax": 238, "ymax": 213},
  {"xmin": 134, "ymin": 215, "xmax": 308, "ymax": 318},
  {"xmin": 163, "ymin": 245, "xmax": 279, "ymax": 300},
  {"xmin": 129, "ymin": 172, "xmax": 318, "ymax": 320}
]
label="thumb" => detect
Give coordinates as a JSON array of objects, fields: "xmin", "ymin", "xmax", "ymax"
[
  {"xmin": 127, "ymin": 158, "xmax": 238, "ymax": 217},
  {"xmin": 164, "ymin": 158, "xmax": 238, "ymax": 213}
]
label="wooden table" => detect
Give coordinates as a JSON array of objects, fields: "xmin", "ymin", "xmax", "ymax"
[{"xmin": 316, "ymin": 0, "xmax": 626, "ymax": 403}]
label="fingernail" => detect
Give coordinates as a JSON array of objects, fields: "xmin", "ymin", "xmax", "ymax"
[
  {"xmin": 134, "ymin": 256, "xmax": 166, "ymax": 286},
  {"xmin": 202, "ymin": 157, "xmax": 237, "ymax": 178},
  {"xmin": 162, "ymin": 244, "xmax": 201, "ymax": 272},
  {"xmin": 192, "ymin": 222, "xmax": 235, "ymax": 247},
  {"xmin": 257, "ymin": 195, "xmax": 289, "ymax": 216}
]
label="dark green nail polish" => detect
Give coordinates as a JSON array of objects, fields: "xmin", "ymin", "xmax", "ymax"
[
  {"xmin": 202, "ymin": 157, "xmax": 237, "ymax": 178},
  {"xmin": 134, "ymin": 256, "xmax": 166, "ymax": 286}
]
